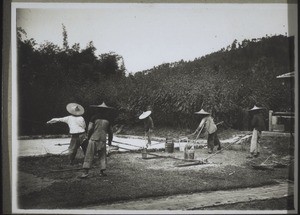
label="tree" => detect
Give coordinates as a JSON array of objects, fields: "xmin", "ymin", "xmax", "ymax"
[
  {"xmin": 99, "ymin": 52, "xmax": 126, "ymax": 78},
  {"xmin": 231, "ymin": 39, "xmax": 238, "ymax": 50},
  {"xmin": 62, "ymin": 24, "xmax": 69, "ymax": 51}
]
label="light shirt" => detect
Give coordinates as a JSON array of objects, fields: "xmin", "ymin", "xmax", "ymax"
[
  {"xmin": 197, "ymin": 116, "xmax": 217, "ymax": 134},
  {"xmin": 54, "ymin": 115, "xmax": 86, "ymax": 134}
]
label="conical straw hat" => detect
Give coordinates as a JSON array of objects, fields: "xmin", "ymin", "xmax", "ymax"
[
  {"xmin": 66, "ymin": 103, "xmax": 85, "ymax": 116},
  {"xmin": 139, "ymin": 111, "xmax": 152, "ymax": 120},
  {"xmin": 194, "ymin": 109, "xmax": 210, "ymax": 115},
  {"xmin": 90, "ymin": 102, "xmax": 118, "ymax": 120},
  {"xmin": 90, "ymin": 102, "xmax": 115, "ymax": 109},
  {"xmin": 249, "ymin": 105, "xmax": 264, "ymax": 111}
]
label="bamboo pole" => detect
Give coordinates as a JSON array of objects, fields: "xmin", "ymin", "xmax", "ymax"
[
  {"xmin": 112, "ymin": 140, "xmax": 141, "ymax": 148},
  {"xmin": 260, "ymin": 155, "xmax": 273, "ymax": 165},
  {"xmin": 55, "ymin": 143, "xmax": 70, "ymax": 146},
  {"xmin": 111, "ymin": 144, "xmax": 135, "ymax": 151}
]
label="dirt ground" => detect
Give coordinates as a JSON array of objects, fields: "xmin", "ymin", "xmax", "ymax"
[
  {"xmin": 17, "ymin": 133, "xmax": 294, "ymax": 210},
  {"xmin": 199, "ymin": 196, "xmax": 295, "ymax": 210}
]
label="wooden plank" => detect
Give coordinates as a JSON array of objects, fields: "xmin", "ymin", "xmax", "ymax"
[
  {"xmin": 146, "ymin": 152, "xmax": 202, "ymax": 162},
  {"xmin": 272, "ymin": 112, "xmax": 294, "ymax": 116},
  {"xmin": 50, "ymin": 167, "xmax": 83, "ymax": 172},
  {"xmin": 175, "ymin": 161, "xmax": 206, "ymax": 167}
]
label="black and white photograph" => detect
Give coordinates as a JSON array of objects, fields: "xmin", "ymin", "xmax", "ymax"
[{"xmin": 5, "ymin": 0, "xmax": 298, "ymax": 214}]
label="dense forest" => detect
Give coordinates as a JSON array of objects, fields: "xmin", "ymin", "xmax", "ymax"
[{"xmin": 17, "ymin": 26, "xmax": 294, "ymax": 135}]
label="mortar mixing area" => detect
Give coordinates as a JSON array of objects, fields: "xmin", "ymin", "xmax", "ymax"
[
  {"xmin": 16, "ymin": 134, "xmax": 245, "ymax": 157},
  {"xmin": 17, "ymin": 136, "xmax": 202, "ymax": 157}
]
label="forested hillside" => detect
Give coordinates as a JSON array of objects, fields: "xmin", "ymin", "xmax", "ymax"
[
  {"xmin": 17, "ymin": 27, "xmax": 293, "ymax": 135},
  {"xmin": 132, "ymin": 36, "xmax": 294, "ymax": 129}
]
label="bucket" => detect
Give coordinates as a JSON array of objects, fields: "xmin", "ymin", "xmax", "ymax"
[
  {"xmin": 165, "ymin": 138, "xmax": 174, "ymax": 153},
  {"xmin": 184, "ymin": 144, "xmax": 195, "ymax": 160},
  {"xmin": 179, "ymin": 137, "xmax": 188, "ymax": 152},
  {"xmin": 179, "ymin": 143, "xmax": 185, "ymax": 152},
  {"xmin": 142, "ymin": 148, "xmax": 147, "ymax": 159},
  {"xmin": 184, "ymin": 150, "xmax": 195, "ymax": 160},
  {"xmin": 184, "ymin": 151, "xmax": 188, "ymax": 159},
  {"xmin": 188, "ymin": 150, "xmax": 195, "ymax": 159}
]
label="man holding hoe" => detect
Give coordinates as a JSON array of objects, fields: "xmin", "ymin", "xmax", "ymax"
[{"xmin": 189, "ymin": 109, "xmax": 221, "ymax": 154}]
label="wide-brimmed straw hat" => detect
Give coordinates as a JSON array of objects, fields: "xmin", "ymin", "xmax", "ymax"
[
  {"xmin": 248, "ymin": 105, "xmax": 264, "ymax": 111},
  {"xmin": 66, "ymin": 103, "xmax": 85, "ymax": 116},
  {"xmin": 139, "ymin": 111, "xmax": 152, "ymax": 120},
  {"xmin": 194, "ymin": 109, "xmax": 210, "ymax": 115}
]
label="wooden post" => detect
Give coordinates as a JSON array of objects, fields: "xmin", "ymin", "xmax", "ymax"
[{"xmin": 269, "ymin": 110, "xmax": 273, "ymax": 131}]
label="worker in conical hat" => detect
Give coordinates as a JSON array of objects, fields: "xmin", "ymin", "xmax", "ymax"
[
  {"xmin": 190, "ymin": 109, "xmax": 221, "ymax": 154},
  {"xmin": 139, "ymin": 107, "xmax": 154, "ymax": 148},
  {"xmin": 81, "ymin": 102, "xmax": 117, "ymax": 178},
  {"xmin": 47, "ymin": 103, "xmax": 87, "ymax": 165},
  {"xmin": 247, "ymin": 105, "xmax": 266, "ymax": 158}
]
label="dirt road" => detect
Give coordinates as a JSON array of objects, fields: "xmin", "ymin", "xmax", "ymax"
[{"xmin": 84, "ymin": 180, "xmax": 294, "ymax": 210}]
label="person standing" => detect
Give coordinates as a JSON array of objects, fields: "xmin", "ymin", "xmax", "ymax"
[
  {"xmin": 80, "ymin": 102, "xmax": 116, "ymax": 178},
  {"xmin": 47, "ymin": 103, "xmax": 87, "ymax": 165},
  {"xmin": 190, "ymin": 109, "xmax": 221, "ymax": 154},
  {"xmin": 139, "ymin": 110, "xmax": 154, "ymax": 148},
  {"xmin": 247, "ymin": 105, "xmax": 266, "ymax": 158}
]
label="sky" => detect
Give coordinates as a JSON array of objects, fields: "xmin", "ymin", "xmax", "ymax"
[{"xmin": 15, "ymin": 3, "xmax": 295, "ymax": 73}]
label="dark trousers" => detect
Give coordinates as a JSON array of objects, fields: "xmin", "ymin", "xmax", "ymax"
[
  {"xmin": 83, "ymin": 140, "xmax": 107, "ymax": 170},
  {"xmin": 69, "ymin": 133, "xmax": 86, "ymax": 163},
  {"xmin": 207, "ymin": 132, "xmax": 221, "ymax": 151},
  {"xmin": 81, "ymin": 138, "xmax": 89, "ymax": 155}
]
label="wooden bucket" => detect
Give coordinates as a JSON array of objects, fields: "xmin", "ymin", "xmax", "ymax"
[
  {"xmin": 165, "ymin": 138, "xmax": 174, "ymax": 153},
  {"xmin": 184, "ymin": 150, "xmax": 195, "ymax": 160},
  {"xmin": 142, "ymin": 148, "xmax": 147, "ymax": 159},
  {"xmin": 184, "ymin": 143, "xmax": 195, "ymax": 160}
]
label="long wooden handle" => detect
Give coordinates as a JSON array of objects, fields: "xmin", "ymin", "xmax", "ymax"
[
  {"xmin": 261, "ymin": 155, "xmax": 272, "ymax": 165},
  {"xmin": 203, "ymin": 132, "xmax": 252, "ymax": 161},
  {"xmin": 195, "ymin": 125, "xmax": 204, "ymax": 141}
]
